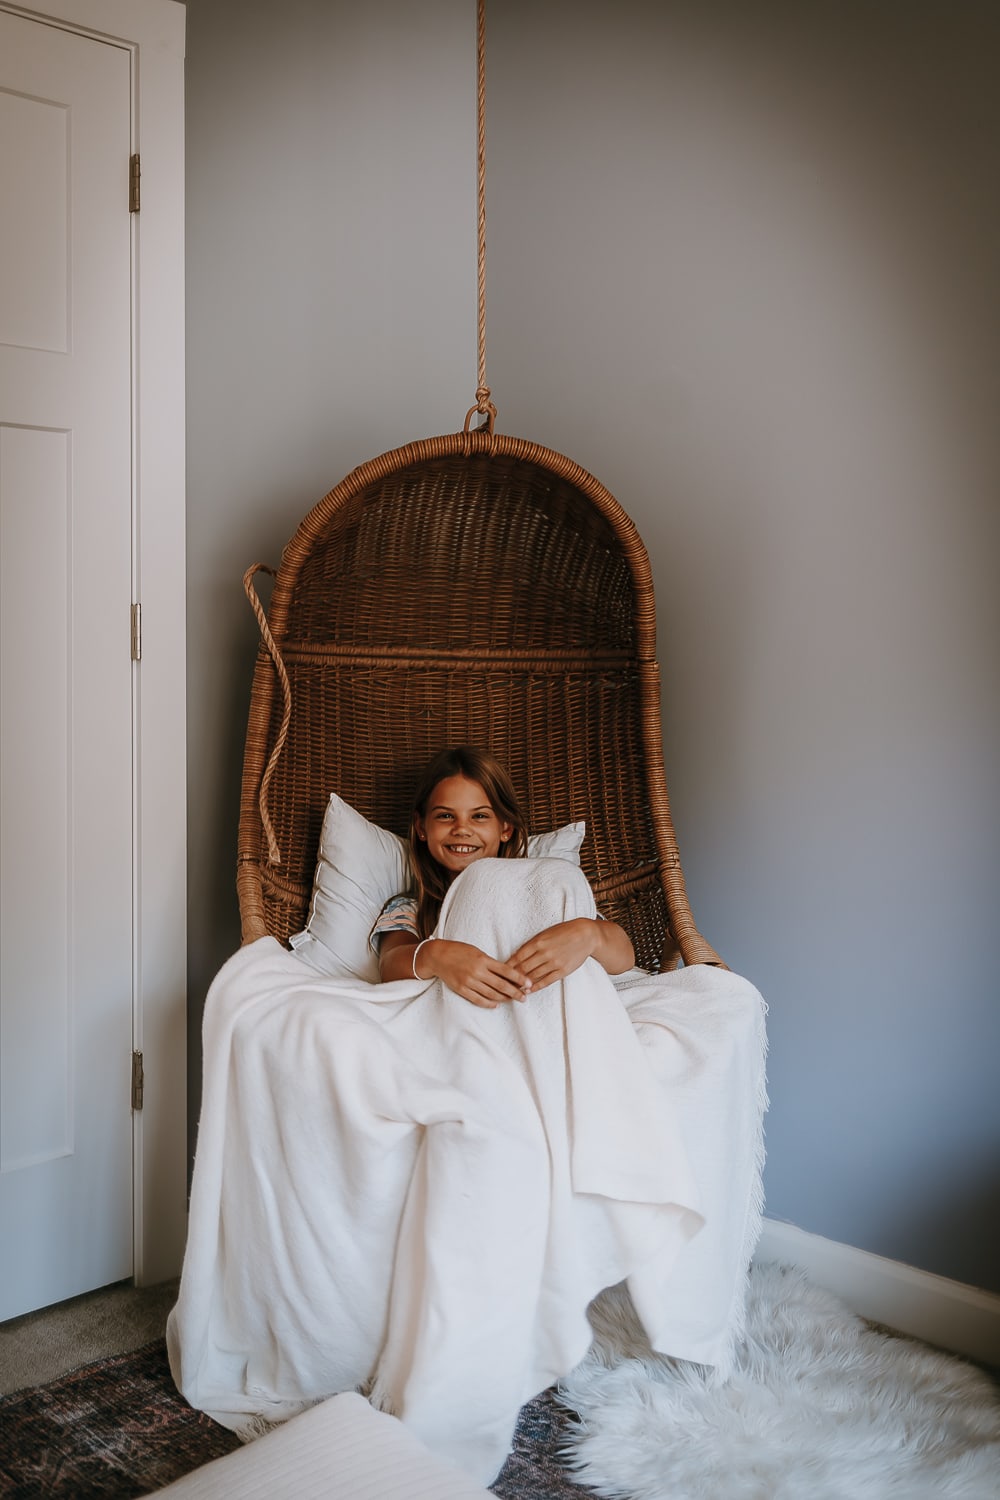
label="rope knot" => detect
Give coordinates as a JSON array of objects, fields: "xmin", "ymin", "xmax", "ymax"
[{"xmin": 463, "ymin": 395, "xmax": 497, "ymax": 447}]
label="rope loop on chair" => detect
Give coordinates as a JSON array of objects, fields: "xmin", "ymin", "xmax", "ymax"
[
  {"xmin": 462, "ymin": 393, "xmax": 497, "ymax": 448},
  {"xmin": 243, "ymin": 562, "xmax": 291, "ymax": 866}
]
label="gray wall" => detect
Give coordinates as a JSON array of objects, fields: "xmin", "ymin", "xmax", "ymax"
[{"xmin": 186, "ymin": 0, "xmax": 1000, "ymax": 1293}]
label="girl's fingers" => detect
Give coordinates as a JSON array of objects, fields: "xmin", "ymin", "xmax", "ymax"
[
  {"xmin": 487, "ymin": 963, "xmax": 530, "ymax": 998},
  {"xmin": 493, "ymin": 960, "xmax": 528, "ymax": 985},
  {"xmin": 464, "ymin": 966, "xmax": 530, "ymax": 1007}
]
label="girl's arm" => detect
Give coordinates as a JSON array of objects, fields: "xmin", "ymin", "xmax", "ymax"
[
  {"xmin": 508, "ymin": 917, "xmax": 635, "ymax": 989},
  {"xmin": 378, "ymin": 930, "xmax": 532, "ymax": 1009}
]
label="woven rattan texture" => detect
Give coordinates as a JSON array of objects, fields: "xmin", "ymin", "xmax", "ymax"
[
  {"xmin": 290, "ymin": 457, "xmax": 635, "ymax": 654},
  {"xmin": 238, "ymin": 432, "xmax": 720, "ymax": 972}
]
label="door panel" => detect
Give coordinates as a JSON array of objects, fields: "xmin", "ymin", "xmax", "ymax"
[
  {"xmin": 0, "ymin": 10, "xmax": 134, "ymax": 1319},
  {"xmin": 0, "ymin": 87, "xmax": 68, "ymax": 352}
]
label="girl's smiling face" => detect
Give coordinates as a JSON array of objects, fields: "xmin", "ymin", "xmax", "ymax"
[{"xmin": 415, "ymin": 774, "xmax": 513, "ymax": 876}]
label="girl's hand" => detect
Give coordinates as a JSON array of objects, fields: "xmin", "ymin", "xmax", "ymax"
[
  {"xmin": 416, "ymin": 938, "xmax": 532, "ymax": 1009},
  {"xmin": 508, "ymin": 917, "xmax": 635, "ymax": 987}
]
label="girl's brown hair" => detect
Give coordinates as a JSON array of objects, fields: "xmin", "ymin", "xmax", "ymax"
[{"xmin": 409, "ymin": 746, "xmax": 528, "ymax": 938}]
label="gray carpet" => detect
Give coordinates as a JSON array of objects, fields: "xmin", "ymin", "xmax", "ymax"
[{"xmin": 0, "ymin": 1280, "xmax": 178, "ymax": 1396}]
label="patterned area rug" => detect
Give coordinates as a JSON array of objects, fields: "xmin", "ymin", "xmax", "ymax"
[
  {"xmin": 0, "ymin": 1341, "xmax": 238, "ymax": 1498},
  {"xmin": 0, "ymin": 1339, "xmax": 590, "ymax": 1499}
]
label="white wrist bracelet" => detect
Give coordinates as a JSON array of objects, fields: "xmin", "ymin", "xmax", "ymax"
[{"xmin": 412, "ymin": 937, "xmax": 434, "ymax": 980}]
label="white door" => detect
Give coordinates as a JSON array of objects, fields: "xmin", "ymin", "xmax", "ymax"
[{"xmin": 0, "ymin": 10, "xmax": 135, "ymax": 1319}]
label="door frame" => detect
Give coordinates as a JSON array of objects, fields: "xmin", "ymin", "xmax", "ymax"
[{"xmin": 0, "ymin": 0, "xmax": 187, "ymax": 1288}]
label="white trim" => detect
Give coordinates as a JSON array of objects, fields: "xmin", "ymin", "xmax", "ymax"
[
  {"xmin": 126, "ymin": 0, "xmax": 188, "ymax": 1292},
  {"xmin": 3, "ymin": 0, "xmax": 188, "ymax": 1290},
  {"xmin": 755, "ymin": 1217, "xmax": 1000, "ymax": 1370}
]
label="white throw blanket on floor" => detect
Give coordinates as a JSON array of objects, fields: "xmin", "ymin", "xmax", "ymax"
[{"xmin": 167, "ymin": 858, "xmax": 767, "ymax": 1485}]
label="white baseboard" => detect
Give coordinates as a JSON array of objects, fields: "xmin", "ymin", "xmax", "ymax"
[{"xmin": 754, "ymin": 1218, "xmax": 1000, "ymax": 1370}]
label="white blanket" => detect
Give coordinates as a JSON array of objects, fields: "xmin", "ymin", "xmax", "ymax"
[{"xmin": 167, "ymin": 858, "xmax": 767, "ymax": 1485}]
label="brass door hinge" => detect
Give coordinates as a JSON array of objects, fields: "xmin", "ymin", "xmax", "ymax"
[
  {"xmin": 129, "ymin": 153, "xmax": 140, "ymax": 213},
  {"xmin": 131, "ymin": 602, "xmax": 141, "ymax": 662},
  {"xmin": 131, "ymin": 1050, "xmax": 144, "ymax": 1111}
]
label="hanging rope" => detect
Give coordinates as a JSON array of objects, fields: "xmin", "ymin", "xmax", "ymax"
[{"xmin": 464, "ymin": 0, "xmax": 497, "ymax": 437}]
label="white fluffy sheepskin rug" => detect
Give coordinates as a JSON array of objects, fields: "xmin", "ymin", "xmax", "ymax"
[{"xmin": 558, "ymin": 1262, "xmax": 1000, "ymax": 1500}]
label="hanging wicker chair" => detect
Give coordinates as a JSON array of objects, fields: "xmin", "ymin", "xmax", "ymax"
[{"xmin": 237, "ymin": 425, "xmax": 722, "ymax": 974}]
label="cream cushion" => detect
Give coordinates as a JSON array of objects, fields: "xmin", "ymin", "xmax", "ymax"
[{"xmin": 145, "ymin": 1392, "xmax": 494, "ymax": 1499}]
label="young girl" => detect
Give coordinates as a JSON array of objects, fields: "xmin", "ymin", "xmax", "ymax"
[{"xmin": 373, "ymin": 745, "xmax": 635, "ymax": 1005}]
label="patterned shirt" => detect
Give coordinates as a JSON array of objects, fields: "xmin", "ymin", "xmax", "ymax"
[{"xmin": 369, "ymin": 893, "xmax": 419, "ymax": 952}]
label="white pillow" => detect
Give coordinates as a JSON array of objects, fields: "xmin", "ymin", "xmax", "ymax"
[
  {"xmin": 525, "ymin": 824, "xmax": 586, "ymax": 862},
  {"xmin": 289, "ymin": 793, "xmax": 585, "ymax": 982}
]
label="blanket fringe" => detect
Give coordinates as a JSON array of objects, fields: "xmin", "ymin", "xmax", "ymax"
[
  {"xmin": 717, "ymin": 996, "xmax": 770, "ymax": 1379},
  {"xmin": 234, "ymin": 1413, "xmax": 287, "ymax": 1444},
  {"xmin": 232, "ymin": 1395, "xmax": 329, "ymax": 1444},
  {"xmin": 361, "ymin": 1372, "xmax": 400, "ymax": 1420}
]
